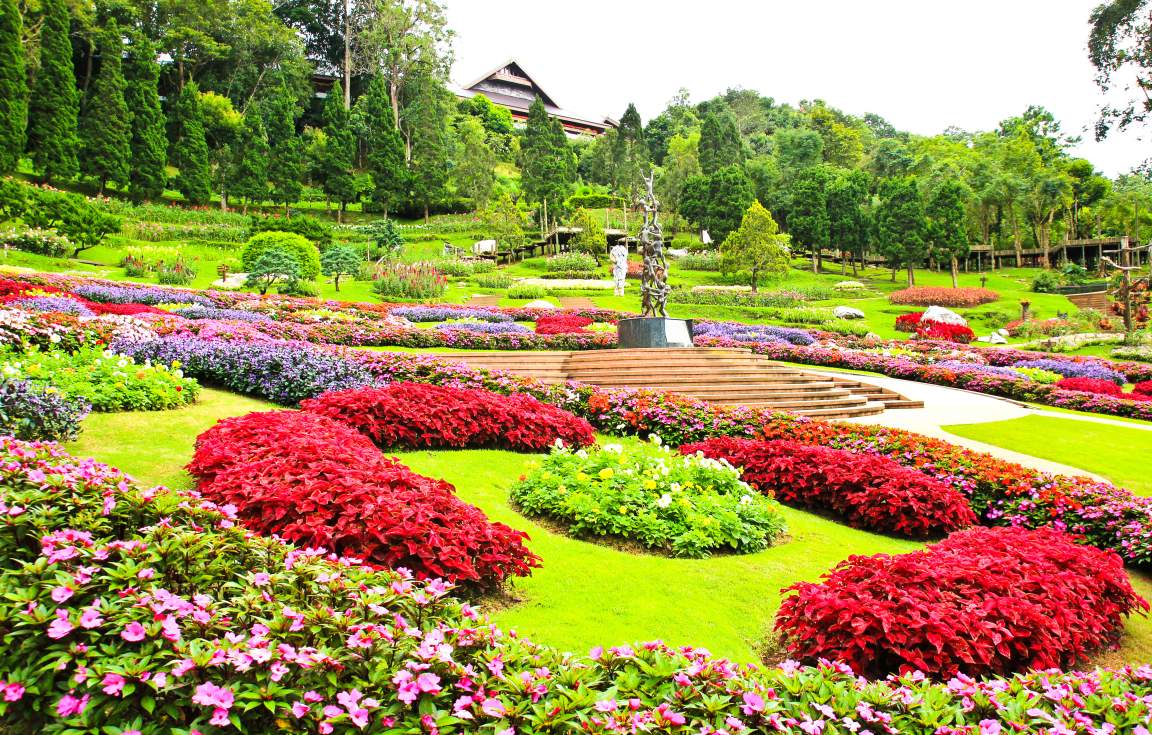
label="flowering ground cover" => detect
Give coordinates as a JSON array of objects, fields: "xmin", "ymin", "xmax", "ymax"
[
  {"xmin": 510, "ymin": 440, "xmax": 787, "ymax": 557},
  {"xmin": 9, "ymin": 434, "xmax": 1152, "ymax": 732},
  {"xmin": 888, "ymin": 286, "xmax": 1001, "ymax": 307}
]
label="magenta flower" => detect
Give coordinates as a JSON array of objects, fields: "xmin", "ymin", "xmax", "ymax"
[
  {"xmin": 741, "ymin": 691, "xmax": 765, "ymax": 715},
  {"xmin": 252, "ymin": 572, "xmax": 271, "ymax": 586},
  {"xmin": 55, "ymin": 693, "xmax": 88, "ymax": 718},
  {"xmin": 50, "ymin": 586, "xmax": 73, "ymax": 603},
  {"xmin": 120, "ymin": 622, "xmax": 146, "ymax": 642},
  {"xmin": 79, "ymin": 607, "xmax": 103, "ymax": 629},
  {"xmin": 47, "ymin": 610, "xmax": 73, "ymax": 639},
  {"xmin": 1, "ymin": 682, "xmax": 25, "ymax": 702},
  {"xmin": 291, "ymin": 701, "xmax": 309, "ymax": 718},
  {"xmin": 101, "ymin": 673, "xmax": 125, "ymax": 696},
  {"xmin": 481, "ymin": 698, "xmax": 506, "ymax": 717}
]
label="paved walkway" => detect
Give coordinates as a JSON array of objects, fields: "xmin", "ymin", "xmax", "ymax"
[
  {"xmin": 558, "ymin": 297, "xmax": 598, "ymax": 309},
  {"xmin": 804, "ymin": 369, "xmax": 1145, "ymax": 481},
  {"xmin": 466, "ymin": 294, "xmax": 501, "ymax": 307}
]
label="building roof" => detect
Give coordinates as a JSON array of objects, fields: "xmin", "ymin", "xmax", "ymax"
[{"xmin": 454, "ymin": 58, "xmax": 616, "ymax": 136}]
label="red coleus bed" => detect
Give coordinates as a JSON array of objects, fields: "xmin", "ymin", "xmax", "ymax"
[
  {"xmin": 188, "ymin": 410, "xmax": 540, "ymax": 587},
  {"xmin": 775, "ymin": 526, "xmax": 1147, "ymax": 678},
  {"xmin": 888, "ymin": 286, "xmax": 1000, "ymax": 307},
  {"xmin": 300, "ymin": 383, "xmax": 595, "ymax": 451},
  {"xmin": 1135, "ymin": 380, "xmax": 1152, "ymax": 397},
  {"xmin": 893, "ymin": 312, "xmax": 974, "ymax": 342},
  {"xmin": 680, "ymin": 437, "xmax": 975, "ymax": 538},
  {"xmin": 1056, "ymin": 377, "xmax": 1125, "ymax": 396},
  {"xmin": 535, "ymin": 314, "xmax": 595, "ymax": 335}
]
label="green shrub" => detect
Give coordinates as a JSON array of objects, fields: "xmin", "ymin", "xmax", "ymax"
[
  {"xmin": 819, "ymin": 320, "xmax": 870, "ymax": 336},
  {"xmin": 566, "ymin": 192, "xmax": 625, "ymax": 209},
  {"xmin": 669, "ymin": 287, "xmax": 832, "ymax": 307},
  {"xmin": 545, "ymin": 252, "xmax": 599, "ymax": 273},
  {"xmin": 777, "ymin": 307, "xmax": 836, "ymax": 325},
  {"xmin": 474, "ymin": 272, "xmax": 514, "ymax": 289},
  {"xmin": 539, "ymin": 270, "xmax": 599, "ymax": 280},
  {"xmin": 155, "ymin": 259, "xmax": 197, "ymax": 286},
  {"xmin": 1031, "ymin": 270, "xmax": 1062, "ymax": 294},
  {"xmin": 249, "ymin": 214, "xmax": 333, "ymax": 247},
  {"xmin": 0, "ymin": 226, "xmax": 72, "ymax": 257},
  {"xmin": 241, "ymin": 231, "xmax": 321, "ymax": 280},
  {"xmin": 281, "ymin": 279, "xmax": 319, "ymax": 297},
  {"xmin": 437, "ymin": 259, "xmax": 496, "ymax": 277},
  {"xmin": 1014, "ymin": 366, "xmax": 1063, "ymax": 384},
  {"xmin": 510, "ymin": 440, "xmax": 788, "ymax": 557},
  {"xmin": 0, "ymin": 346, "xmax": 200, "ymax": 411},
  {"xmin": 507, "ymin": 283, "xmax": 548, "ymax": 299},
  {"xmin": 677, "ymin": 252, "xmax": 721, "ymax": 271}
]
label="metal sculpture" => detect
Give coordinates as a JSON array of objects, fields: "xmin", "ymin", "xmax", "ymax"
[{"xmin": 638, "ymin": 173, "xmax": 670, "ymax": 317}]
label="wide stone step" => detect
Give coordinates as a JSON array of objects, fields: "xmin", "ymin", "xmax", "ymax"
[
  {"xmin": 591, "ymin": 382, "xmax": 849, "ymax": 396},
  {"xmin": 568, "ymin": 369, "xmax": 824, "ymax": 383}
]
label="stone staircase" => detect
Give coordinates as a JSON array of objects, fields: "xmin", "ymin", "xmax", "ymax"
[{"xmin": 439, "ymin": 348, "xmax": 923, "ymax": 419}]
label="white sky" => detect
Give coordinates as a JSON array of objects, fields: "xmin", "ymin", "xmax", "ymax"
[{"xmin": 445, "ymin": 0, "xmax": 1148, "ymax": 177}]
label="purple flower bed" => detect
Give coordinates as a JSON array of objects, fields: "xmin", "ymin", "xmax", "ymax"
[
  {"xmin": 10, "ymin": 296, "xmax": 94, "ymax": 317},
  {"xmin": 113, "ymin": 337, "xmax": 378, "ymax": 405},
  {"xmin": 72, "ymin": 284, "xmax": 214, "ymax": 307},
  {"xmin": 934, "ymin": 360, "xmax": 1034, "ymax": 380},
  {"xmin": 433, "ymin": 321, "xmax": 532, "ymax": 335},
  {"xmin": 693, "ymin": 321, "xmax": 816, "ymax": 346},
  {"xmin": 1012, "ymin": 359, "xmax": 1126, "ymax": 385},
  {"xmin": 391, "ymin": 306, "xmax": 513, "ymax": 323},
  {"xmin": 172, "ymin": 306, "xmax": 272, "ymax": 323}
]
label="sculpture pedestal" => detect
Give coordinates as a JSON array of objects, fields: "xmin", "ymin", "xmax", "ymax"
[{"xmin": 617, "ymin": 317, "xmax": 695, "ymax": 349}]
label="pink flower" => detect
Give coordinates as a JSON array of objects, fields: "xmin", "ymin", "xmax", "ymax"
[
  {"xmin": 192, "ymin": 682, "xmax": 234, "ymax": 710},
  {"xmin": 56, "ymin": 693, "xmax": 89, "ymax": 718},
  {"xmin": 47, "ymin": 610, "xmax": 73, "ymax": 639},
  {"xmin": 51, "ymin": 586, "xmax": 74, "ymax": 603},
  {"xmin": 980, "ymin": 722, "xmax": 1002, "ymax": 735},
  {"xmin": 741, "ymin": 691, "xmax": 765, "ymax": 715},
  {"xmin": 160, "ymin": 617, "xmax": 181, "ymax": 642},
  {"xmin": 79, "ymin": 607, "xmax": 103, "ymax": 629},
  {"xmin": 594, "ymin": 699, "xmax": 617, "ymax": 712},
  {"xmin": 481, "ymin": 698, "xmax": 506, "ymax": 717},
  {"xmin": 137, "ymin": 568, "xmax": 155, "ymax": 580},
  {"xmin": 415, "ymin": 672, "xmax": 441, "ymax": 695},
  {"xmin": 120, "ymin": 622, "xmax": 146, "ymax": 642},
  {"xmin": 252, "ymin": 572, "xmax": 271, "ymax": 586},
  {"xmin": 304, "ymin": 691, "xmax": 323, "ymax": 703},
  {"xmin": 210, "ymin": 708, "xmax": 230, "ymax": 727},
  {"xmin": 291, "ymin": 701, "xmax": 309, "ymax": 718},
  {"xmin": 101, "ymin": 673, "xmax": 126, "ymax": 696},
  {"xmin": 2, "ymin": 682, "xmax": 25, "ymax": 702}
]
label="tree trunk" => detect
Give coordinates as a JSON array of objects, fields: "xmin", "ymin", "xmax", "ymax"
[
  {"xmin": 906, "ymin": 264, "xmax": 915, "ymax": 287},
  {"xmin": 841, "ymin": 250, "xmax": 847, "ymax": 276},
  {"xmin": 950, "ymin": 256, "xmax": 959, "ymax": 288},
  {"xmin": 424, "ymin": 204, "xmax": 430, "ymax": 224},
  {"xmin": 811, "ymin": 249, "xmax": 817, "ymax": 274},
  {"xmin": 1011, "ymin": 213, "xmax": 1023, "ymax": 268},
  {"xmin": 343, "ymin": 0, "xmax": 352, "ymax": 110},
  {"xmin": 891, "ymin": 266, "xmax": 897, "ymax": 282}
]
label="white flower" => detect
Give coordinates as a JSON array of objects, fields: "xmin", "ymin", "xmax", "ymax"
[
  {"xmin": 740, "ymin": 495, "xmax": 753, "ymax": 505},
  {"xmin": 553, "ymin": 438, "xmax": 565, "ymax": 449},
  {"xmin": 575, "ymin": 449, "xmax": 588, "ymax": 459},
  {"xmin": 603, "ymin": 443, "xmax": 623, "ymax": 454},
  {"xmin": 669, "ymin": 482, "xmax": 681, "ymax": 493},
  {"xmin": 648, "ymin": 433, "xmax": 663, "ymax": 446},
  {"xmin": 656, "ymin": 494, "xmax": 673, "ymax": 508}
]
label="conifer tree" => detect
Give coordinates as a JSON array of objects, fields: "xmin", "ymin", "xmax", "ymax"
[
  {"xmin": 27, "ymin": 0, "xmax": 79, "ymax": 182},
  {"xmin": 698, "ymin": 109, "xmax": 744, "ymax": 175},
  {"xmin": 359, "ymin": 77, "xmax": 407, "ymax": 216},
  {"xmin": 407, "ymin": 77, "xmax": 453, "ymax": 223},
  {"xmin": 264, "ymin": 88, "xmax": 305, "ymax": 215},
  {"xmin": 170, "ymin": 82, "xmax": 213, "ymax": 205},
  {"xmin": 124, "ymin": 33, "xmax": 168, "ymax": 200},
  {"xmin": 231, "ymin": 111, "xmax": 270, "ymax": 213},
  {"xmin": 0, "ymin": 0, "xmax": 26, "ymax": 174},
  {"xmin": 612, "ymin": 102, "xmax": 648, "ymax": 199},
  {"xmin": 876, "ymin": 176, "xmax": 928, "ymax": 286},
  {"xmin": 521, "ymin": 97, "xmax": 575, "ymax": 221},
  {"xmin": 319, "ymin": 82, "xmax": 358, "ymax": 222},
  {"xmin": 80, "ymin": 24, "xmax": 132, "ymax": 194}
]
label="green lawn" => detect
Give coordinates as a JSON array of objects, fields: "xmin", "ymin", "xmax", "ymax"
[
  {"xmin": 62, "ymin": 387, "xmax": 1152, "ymax": 666},
  {"xmin": 943, "ymin": 414, "xmax": 1152, "ymax": 495}
]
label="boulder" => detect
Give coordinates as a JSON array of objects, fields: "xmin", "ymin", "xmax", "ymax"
[
  {"xmin": 922, "ymin": 305, "xmax": 967, "ymax": 326},
  {"xmin": 833, "ymin": 306, "xmax": 866, "ymax": 320},
  {"xmin": 988, "ymin": 332, "xmax": 1008, "ymax": 345}
]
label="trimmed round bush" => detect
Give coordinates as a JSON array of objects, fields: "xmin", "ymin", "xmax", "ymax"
[
  {"xmin": 189, "ymin": 410, "xmax": 540, "ymax": 587},
  {"xmin": 681, "ymin": 437, "xmax": 976, "ymax": 538},
  {"xmin": 775, "ymin": 526, "xmax": 1148, "ymax": 678},
  {"xmin": 241, "ymin": 231, "xmax": 321, "ymax": 281},
  {"xmin": 300, "ymin": 383, "xmax": 596, "ymax": 451}
]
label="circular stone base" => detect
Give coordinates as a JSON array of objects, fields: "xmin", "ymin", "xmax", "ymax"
[{"xmin": 617, "ymin": 317, "xmax": 695, "ymax": 348}]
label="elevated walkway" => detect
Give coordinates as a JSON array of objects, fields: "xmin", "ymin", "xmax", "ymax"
[{"xmin": 442, "ymin": 348, "xmax": 924, "ymax": 419}]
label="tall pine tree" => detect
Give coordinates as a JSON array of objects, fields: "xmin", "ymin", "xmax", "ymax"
[
  {"xmin": 359, "ymin": 77, "xmax": 407, "ymax": 216},
  {"xmin": 80, "ymin": 24, "xmax": 131, "ymax": 194},
  {"xmin": 27, "ymin": 0, "xmax": 78, "ymax": 182},
  {"xmin": 698, "ymin": 109, "xmax": 744, "ymax": 175},
  {"xmin": 0, "ymin": 0, "xmax": 26, "ymax": 174},
  {"xmin": 264, "ymin": 88, "xmax": 305, "ymax": 215},
  {"xmin": 877, "ymin": 177, "xmax": 928, "ymax": 286},
  {"xmin": 124, "ymin": 33, "xmax": 168, "ymax": 200},
  {"xmin": 320, "ymin": 82, "xmax": 358, "ymax": 222},
  {"xmin": 170, "ymin": 82, "xmax": 213, "ymax": 205},
  {"xmin": 407, "ymin": 77, "xmax": 453, "ymax": 223},
  {"xmin": 521, "ymin": 97, "xmax": 575, "ymax": 222},
  {"xmin": 231, "ymin": 111, "xmax": 270, "ymax": 213},
  {"xmin": 611, "ymin": 102, "xmax": 648, "ymax": 199}
]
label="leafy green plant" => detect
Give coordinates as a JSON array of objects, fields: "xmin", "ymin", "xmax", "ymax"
[
  {"xmin": 436, "ymin": 258, "xmax": 496, "ymax": 277},
  {"xmin": 246, "ymin": 250, "xmax": 302, "ymax": 295},
  {"xmin": 507, "ymin": 283, "xmax": 548, "ymax": 299},
  {"xmin": 474, "ymin": 272, "xmax": 514, "ymax": 289},
  {"xmin": 0, "ymin": 227, "xmax": 72, "ymax": 257},
  {"xmin": 510, "ymin": 439, "xmax": 788, "ymax": 557},
  {"xmin": 370, "ymin": 262, "xmax": 447, "ymax": 299},
  {"xmin": 545, "ymin": 252, "xmax": 599, "ymax": 273},
  {"xmin": 676, "ymin": 252, "xmax": 721, "ymax": 271},
  {"xmin": 241, "ymin": 231, "xmax": 320, "ymax": 280},
  {"xmin": 0, "ymin": 346, "xmax": 199, "ymax": 411}
]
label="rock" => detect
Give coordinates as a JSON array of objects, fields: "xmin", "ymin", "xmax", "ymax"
[
  {"xmin": 976, "ymin": 336, "xmax": 991, "ymax": 343},
  {"xmin": 667, "ymin": 248, "xmax": 690, "ymax": 258},
  {"xmin": 922, "ymin": 305, "xmax": 967, "ymax": 326},
  {"xmin": 865, "ymin": 332, "xmax": 882, "ymax": 341},
  {"xmin": 997, "ymin": 328, "xmax": 1010, "ymax": 337},
  {"xmin": 833, "ymin": 306, "xmax": 866, "ymax": 320},
  {"xmin": 523, "ymin": 300, "xmax": 557, "ymax": 309},
  {"xmin": 988, "ymin": 333, "xmax": 1008, "ymax": 345}
]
